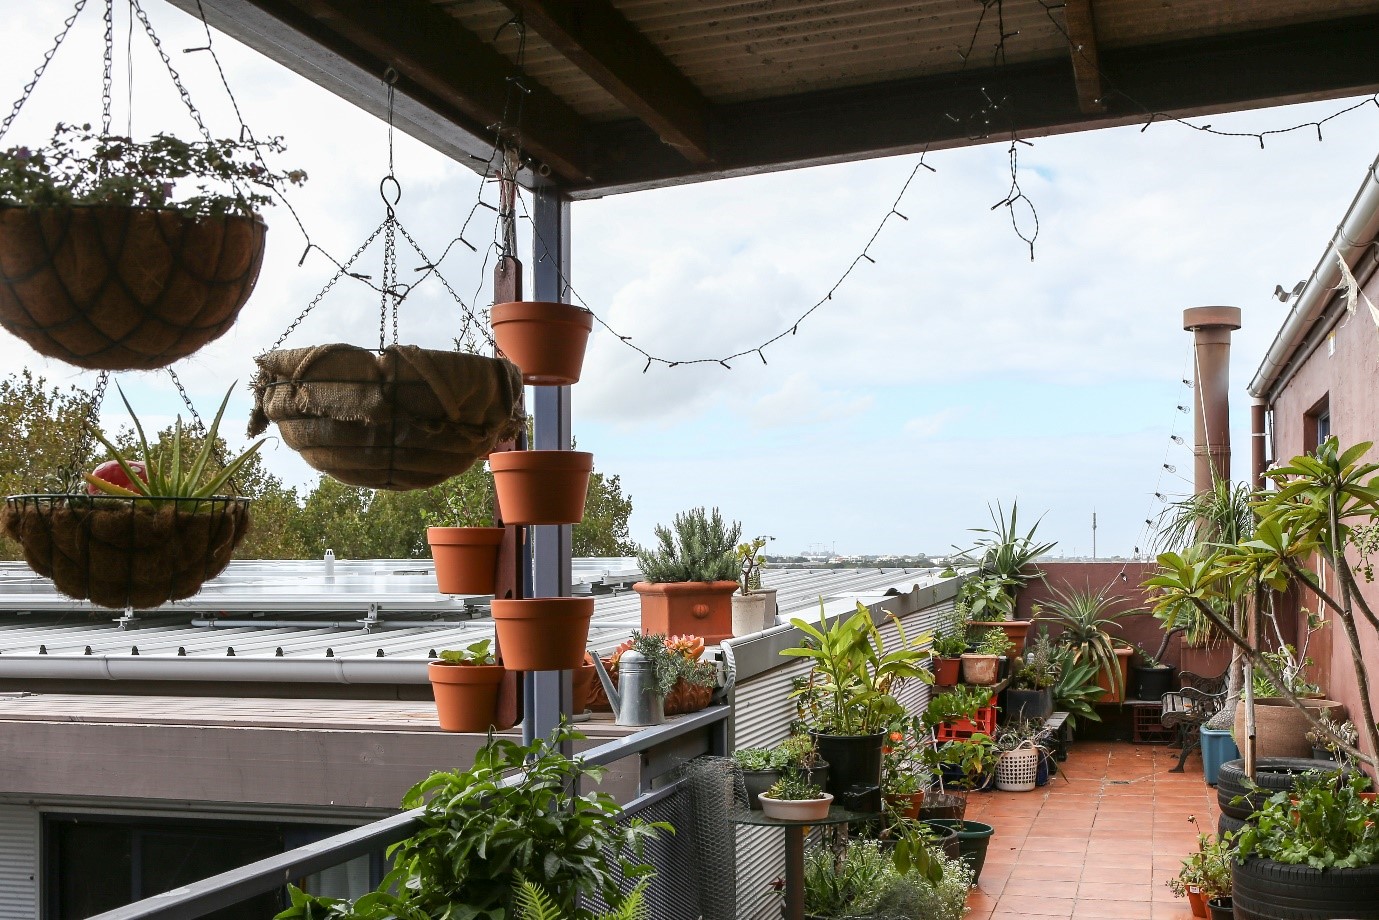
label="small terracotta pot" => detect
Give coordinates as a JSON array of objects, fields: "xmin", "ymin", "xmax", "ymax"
[
  {"xmin": 1186, "ymin": 886, "xmax": 1207, "ymax": 918},
  {"xmin": 428, "ymin": 661, "xmax": 506, "ymax": 732},
  {"xmin": 491, "ymin": 597, "xmax": 594, "ymax": 670},
  {"xmin": 887, "ymin": 790, "xmax": 925, "ymax": 819},
  {"xmin": 571, "ymin": 657, "xmax": 599, "ymax": 713},
  {"xmin": 491, "ymin": 300, "xmax": 595, "ymax": 386},
  {"xmin": 490, "ymin": 450, "xmax": 593, "ymax": 525},
  {"xmin": 634, "ymin": 580, "xmax": 738, "ymax": 644},
  {"xmin": 427, "ymin": 527, "xmax": 504, "ymax": 594},
  {"xmin": 960, "ymin": 653, "xmax": 1001, "ymax": 686},
  {"xmin": 933, "ymin": 657, "xmax": 961, "ymax": 687}
]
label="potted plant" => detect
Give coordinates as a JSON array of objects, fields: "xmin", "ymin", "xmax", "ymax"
[
  {"xmin": 882, "ymin": 724, "xmax": 928, "ymax": 817},
  {"xmin": 1235, "ymin": 641, "xmax": 1343, "ymax": 759},
  {"xmin": 489, "ymin": 448, "xmax": 595, "ymax": 524},
  {"xmin": 1167, "ymin": 821, "xmax": 1233, "ymax": 919},
  {"xmin": 3, "ymin": 383, "xmax": 259, "ymax": 609},
  {"xmin": 634, "ymin": 507, "xmax": 740, "ymax": 643},
  {"xmin": 1035, "ymin": 584, "xmax": 1133, "ymax": 703},
  {"xmin": 757, "ymin": 772, "xmax": 833, "ymax": 821},
  {"xmin": 953, "ymin": 501, "xmax": 1056, "ymax": 655},
  {"xmin": 491, "ymin": 300, "xmax": 596, "ymax": 386},
  {"xmin": 424, "ymin": 480, "xmax": 506, "ymax": 595},
  {"xmin": 278, "ymin": 725, "xmax": 665, "ymax": 919},
  {"xmin": 0, "ymin": 126, "xmax": 303, "ymax": 370},
  {"xmin": 930, "ymin": 609, "xmax": 969, "ymax": 687},
  {"xmin": 1049, "ymin": 644, "xmax": 1103, "ymax": 733},
  {"xmin": 922, "ymin": 685, "xmax": 996, "ymax": 740},
  {"xmin": 1132, "ymin": 644, "xmax": 1176, "ymax": 701},
  {"xmin": 959, "ymin": 628, "xmax": 1010, "ymax": 686},
  {"xmin": 587, "ymin": 632, "xmax": 717, "ymax": 715},
  {"xmin": 491, "ymin": 596, "xmax": 595, "ymax": 671},
  {"xmin": 799, "ymin": 839, "xmax": 972, "ymax": 920},
  {"xmin": 1007, "ymin": 629, "xmax": 1059, "ymax": 720},
  {"xmin": 991, "ymin": 720, "xmax": 1045, "ymax": 792},
  {"xmin": 428, "ymin": 639, "xmax": 505, "ymax": 732},
  {"xmin": 730, "ymin": 534, "xmax": 778, "ymax": 636},
  {"xmin": 733, "ymin": 746, "xmax": 787, "ymax": 809},
  {"xmin": 784, "ymin": 600, "xmax": 933, "ymax": 811},
  {"xmin": 1306, "ymin": 715, "xmax": 1358, "ymax": 762},
  {"xmin": 777, "ymin": 732, "xmax": 830, "ymax": 790}
]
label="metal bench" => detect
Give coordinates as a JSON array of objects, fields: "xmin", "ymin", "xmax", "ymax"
[{"xmin": 1160, "ymin": 670, "xmax": 1228, "ymax": 772}]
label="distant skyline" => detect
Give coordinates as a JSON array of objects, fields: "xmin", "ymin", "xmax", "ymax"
[{"xmin": 2, "ymin": 2, "xmax": 1377, "ymax": 558}]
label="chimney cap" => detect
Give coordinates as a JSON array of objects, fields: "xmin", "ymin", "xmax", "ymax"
[{"xmin": 1183, "ymin": 306, "xmax": 1242, "ymax": 331}]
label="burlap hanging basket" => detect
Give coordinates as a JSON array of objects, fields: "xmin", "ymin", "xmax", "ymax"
[
  {"xmin": 1, "ymin": 494, "xmax": 251, "ymax": 609},
  {"xmin": 249, "ymin": 343, "xmax": 525, "ymax": 491},
  {"xmin": 0, "ymin": 206, "xmax": 267, "ymax": 370}
]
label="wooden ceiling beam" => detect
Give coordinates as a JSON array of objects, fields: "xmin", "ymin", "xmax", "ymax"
[
  {"xmin": 498, "ymin": 0, "xmax": 714, "ymax": 165},
  {"xmin": 1063, "ymin": 0, "xmax": 1107, "ymax": 115}
]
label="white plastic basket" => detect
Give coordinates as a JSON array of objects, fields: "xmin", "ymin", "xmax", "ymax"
[{"xmin": 996, "ymin": 744, "xmax": 1038, "ymax": 792}]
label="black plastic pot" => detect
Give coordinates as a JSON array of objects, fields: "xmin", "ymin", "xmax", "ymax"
[
  {"xmin": 1133, "ymin": 665, "xmax": 1175, "ymax": 701},
  {"xmin": 1312, "ymin": 746, "xmax": 1337, "ymax": 761},
  {"xmin": 922, "ymin": 820, "xmax": 961, "ymax": 860},
  {"xmin": 742, "ymin": 769, "xmax": 779, "ymax": 809},
  {"xmin": 1006, "ymin": 687, "xmax": 1053, "ymax": 721},
  {"xmin": 810, "ymin": 731, "xmax": 884, "ymax": 813},
  {"xmin": 1207, "ymin": 897, "xmax": 1233, "ymax": 920},
  {"xmin": 927, "ymin": 819, "xmax": 994, "ymax": 883}
]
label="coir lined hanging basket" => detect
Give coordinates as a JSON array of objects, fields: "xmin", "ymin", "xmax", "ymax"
[
  {"xmin": 0, "ymin": 207, "xmax": 267, "ymax": 370},
  {"xmin": 249, "ymin": 343, "xmax": 525, "ymax": 491},
  {"xmin": 1, "ymin": 494, "xmax": 250, "ymax": 609}
]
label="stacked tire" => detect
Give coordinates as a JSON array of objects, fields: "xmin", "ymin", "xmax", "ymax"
[{"xmin": 1215, "ymin": 757, "xmax": 1340, "ymax": 837}]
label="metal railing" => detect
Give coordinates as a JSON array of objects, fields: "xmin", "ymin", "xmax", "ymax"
[{"xmin": 89, "ymin": 706, "xmax": 729, "ymax": 920}]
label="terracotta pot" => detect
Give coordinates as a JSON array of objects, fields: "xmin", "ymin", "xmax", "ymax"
[
  {"xmin": 428, "ymin": 661, "xmax": 506, "ymax": 732},
  {"xmin": 887, "ymin": 790, "xmax": 924, "ymax": 819},
  {"xmin": 427, "ymin": 527, "xmax": 504, "ymax": 594},
  {"xmin": 1235, "ymin": 697, "xmax": 1345, "ymax": 759},
  {"xmin": 933, "ymin": 657, "xmax": 962, "ymax": 687},
  {"xmin": 1186, "ymin": 886, "xmax": 1207, "ymax": 918},
  {"xmin": 960, "ymin": 653, "xmax": 1000, "ymax": 686},
  {"xmin": 758, "ymin": 792, "xmax": 833, "ymax": 822},
  {"xmin": 491, "ymin": 300, "xmax": 595, "ymax": 386},
  {"xmin": 969, "ymin": 619, "xmax": 1031, "ymax": 657},
  {"xmin": 0, "ymin": 207, "xmax": 266, "ymax": 370},
  {"xmin": 1095, "ymin": 647, "xmax": 1134, "ymax": 703},
  {"xmin": 571, "ymin": 657, "xmax": 599, "ymax": 713},
  {"xmin": 731, "ymin": 589, "xmax": 777, "ymax": 636},
  {"xmin": 491, "ymin": 597, "xmax": 594, "ymax": 671},
  {"xmin": 489, "ymin": 450, "xmax": 593, "ymax": 525},
  {"xmin": 635, "ymin": 581, "xmax": 738, "ymax": 644},
  {"xmin": 663, "ymin": 679, "xmax": 714, "ymax": 715}
]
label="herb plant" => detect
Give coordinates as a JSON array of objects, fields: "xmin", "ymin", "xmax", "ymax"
[
  {"xmin": 1013, "ymin": 629, "xmax": 1060, "ymax": 690},
  {"xmin": 1235, "ymin": 771, "xmax": 1379, "ymax": 869},
  {"xmin": 636, "ymin": 506, "xmax": 740, "ymax": 582},
  {"xmin": 436, "ymin": 639, "xmax": 497, "ymax": 666},
  {"xmin": 974, "ymin": 628, "xmax": 1013, "ymax": 657},
  {"xmin": 1167, "ymin": 821, "xmax": 1234, "ymax": 901}
]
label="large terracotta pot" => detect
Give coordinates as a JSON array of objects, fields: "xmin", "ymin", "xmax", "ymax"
[
  {"xmin": 489, "ymin": 450, "xmax": 593, "ymax": 525},
  {"xmin": 428, "ymin": 661, "xmax": 506, "ymax": 732},
  {"xmin": 969, "ymin": 619, "xmax": 1031, "ymax": 658},
  {"xmin": 1235, "ymin": 697, "xmax": 1345, "ymax": 758},
  {"xmin": 1095, "ymin": 647, "xmax": 1134, "ymax": 703},
  {"xmin": 634, "ymin": 581, "xmax": 737, "ymax": 645},
  {"xmin": 491, "ymin": 597, "xmax": 594, "ymax": 671},
  {"xmin": 427, "ymin": 526, "xmax": 504, "ymax": 594},
  {"xmin": 491, "ymin": 300, "xmax": 595, "ymax": 386}
]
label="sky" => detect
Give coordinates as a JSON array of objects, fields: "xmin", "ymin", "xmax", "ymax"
[{"xmin": 2, "ymin": 2, "xmax": 1377, "ymax": 559}]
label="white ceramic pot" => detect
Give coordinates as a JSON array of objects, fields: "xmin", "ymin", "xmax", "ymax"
[
  {"xmin": 731, "ymin": 589, "xmax": 778, "ymax": 637},
  {"xmin": 758, "ymin": 792, "xmax": 834, "ymax": 821}
]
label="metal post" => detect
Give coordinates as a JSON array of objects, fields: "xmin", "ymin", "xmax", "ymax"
[{"xmin": 523, "ymin": 185, "xmax": 574, "ymax": 746}]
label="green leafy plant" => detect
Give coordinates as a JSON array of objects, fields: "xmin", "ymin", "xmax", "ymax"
[
  {"xmin": 1236, "ymin": 771, "xmax": 1379, "ymax": 869},
  {"xmin": 1035, "ymin": 584, "xmax": 1131, "ymax": 701},
  {"xmin": 765, "ymin": 773, "xmax": 826, "ymax": 800},
  {"xmin": 1134, "ymin": 644, "xmax": 1164, "ymax": 669},
  {"xmin": 83, "ymin": 383, "xmax": 264, "ymax": 503},
  {"xmin": 934, "ymin": 733, "xmax": 996, "ymax": 790},
  {"xmin": 1, "ymin": 123, "xmax": 305, "ymax": 218},
  {"xmin": 974, "ymin": 628, "xmax": 1013, "ymax": 657},
  {"xmin": 930, "ymin": 607, "xmax": 969, "ymax": 657},
  {"xmin": 1305, "ymin": 715, "xmax": 1358, "ymax": 756},
  {"xmin": 1167, "ymin": 820, "xmax": 1234, "ymax": 901},
  {"xmin": 436, "ymin": 639, "xmax": 496, "ymax": 666},
  {"xmin": 776, "ymin": 733, "xmax": 825, "ymax": 770},
  {"xmin": 732, "ymin": 747, "xmax": 783, "ymax": 772},
  {"xmin": 953, "ymin": 500, "xmax": 1057, "ymax": 620},
  {"xmin": 1250, "ymin": 643, "xmax": 1320, "ymax": 698},
  {"xmin": 920, "ymin": 686, "xmax": 991, "ymax": 732},
  {"xmin": 1050, "ymin": 645, "xmax": 1103, "ymax": 729},
  {"xmin": 515, "ymin": 881, "xmax": 646, "ymax": 920},
  {"xmin": 623, "ymin": 631, "xmax": 716, "ymax": 696},
  {"xmin": 636, "ymin": 507, "xmax": 740, "ymax": 583},
  {"xmin": 736, "ymin": 534, "xmax": 772, "ymax": 593},
  {"xmin": 784, "ymin": 600, "xmax": 933, "ymax": 735},
  {"xmin": 1013, "ymin": 629, "xmax": 1060, "ymax": 690},
  {"xmin": 276, "ymin": 725, "xmax": 667, "ymax": 920}
]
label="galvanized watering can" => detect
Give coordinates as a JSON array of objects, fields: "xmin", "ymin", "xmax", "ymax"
[{"xmin": 592, "ymin": 649, "xmax": 665, "ymax": 726}]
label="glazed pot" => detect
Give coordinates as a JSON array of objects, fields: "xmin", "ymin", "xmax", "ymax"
[
  {"xmin": 491, "ymin": 300, "xmax": 595, "ymax": 386},
  {"xmin": 428, "ymin": 661, "xmax": 506, "ymax": 732},
  {"xmin": 427, "ymin": 526, "xmax": 504, "ymax": 594},
  {"xmin": 635, "ymin": 580, "xmax": 738, "ymax": 644},
  {"xmin": 960, "ymin": 653, "xmax": 1000, "ymax": 686},
  {"xmin": 489, "ymin": 450, "xmax": 593, "ymax": 525},
  {"xmin": 758, "ymin": 792, "xmax": 833, "ymax": 822},
  {"xmin": 491, "ymin": 597, "xmax": 594, "ymax": 670}
]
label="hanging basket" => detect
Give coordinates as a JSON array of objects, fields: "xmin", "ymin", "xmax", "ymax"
[
  {"xmin": 1, "ymin": 494, "xmax": 251, "ymax": 609},
  {"xmin": 248, "ymin": 343, "xmax": 525, "ymax": 491},
  {"xmin": 0, "ymin": 206, "xmax": 267, "ymax": 370}
]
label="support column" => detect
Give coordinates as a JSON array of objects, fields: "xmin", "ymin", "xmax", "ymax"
[
  {"xmin": 1183, "ymin": 306, "xmax": 1242, "ymax": 493},
  {"xmin": 523, "ymin": 185, "xmax": 574, "ymax": 745},
  {"xmin": 1251, "ymin": 399, "xmax": 1269, "ymax": 490}
]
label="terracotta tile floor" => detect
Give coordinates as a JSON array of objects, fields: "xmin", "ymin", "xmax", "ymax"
[{"xmin": 962, "ymin": 742, "xmax": 1218, "ymax": 920}]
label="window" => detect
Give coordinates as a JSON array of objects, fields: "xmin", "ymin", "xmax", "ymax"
[{"xmin": 1304, "ymin": 395, "xmax": 1331, "ymax": 451}]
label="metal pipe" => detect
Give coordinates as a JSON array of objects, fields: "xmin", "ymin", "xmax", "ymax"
[
  {"xmin": 1183, "ymin": 306, "xmax": 1242, "ymax": 492},
  {"xmin": 0, "ymin": 655, "xmax": 428, "ymax": 684},
  {"xmin": 187, "ymin": 618, "xmax": 481, "ymax": 630},
  {"xmin": 1249, "ymin": 155, "xmax": 1379, "ymax": 400},
  {"xmin": 1251, "ymin": 399, "xmax": 1269, "ymax": 490}
]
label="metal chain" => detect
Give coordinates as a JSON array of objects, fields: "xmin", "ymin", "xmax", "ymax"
[
  {"xmin": 61, "ymin": 371, "xmax": 110, "ymax": 491},
  {"xmin": 101, "ymin": 0, "xmax": 114, "ymax": 136},
  {"xmin": 381, "ymin": 214, "xmax": 396, "ymax": 352},
  {"xmin": 129, "ymin": 0, "xmax": 212, "ymax": 143},
  {"xmin": 395, "ymin": 221, "xmax": 495, "ymax": 350},
  {"xmin": 266, "ymin": 221, "xmax": 387, "ymax": 353},
  {"xmin": 0, "ymin": 0, "xmax": 90, "ymax": 145}
]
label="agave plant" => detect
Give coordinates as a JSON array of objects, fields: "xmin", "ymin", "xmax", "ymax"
[
  {"xmin": 1035, "ymin": 584, "xmax": 1131, "ymax": 701},
  {"xmin": 83, "ymin": 383, "xmax": 263, "ymax": 502}
]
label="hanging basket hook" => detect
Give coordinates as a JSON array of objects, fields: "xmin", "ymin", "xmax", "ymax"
[{"xmin": 379, "ymin": 175, "xmax": 402, "ymax": 211}]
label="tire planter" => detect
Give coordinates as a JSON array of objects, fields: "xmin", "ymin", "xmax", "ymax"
[
  {"xmin": 960, "ymin": 653, "xmax": 1000, "ymax": 686},
  {"xmin": 1217, "ymin": 813, "xmax": 1247, "ymax": 837},
  {"xmin": 1133, "ymin": 664, "xmax": 1175, "ymax": 701},
  {"xmin": 1216, "ymin": 757, "xmax": 1341, "ymax": 822},
  {"xmin": 428, "ymin": 661, "xmax": 505, "ymax": 732},
  {"xmin": 489, "ymin": 450, "xmax": 594, "ymax": 525},
  {"xmin": 1236, "ymin": 698, "xmax": 1346, "ymax": 759},
  {"xmin": 0, "ymin": 206, "xmax": 266, "ymax": 370},
  {"xmin": 933, "ymin": 656, "xmax": 962, "ymax": 687},
  {"xmin": 1233, "ymin": 856, "xmax": 1379, "ymax": 919},
  {"xmin": 1, "ymin": 493, "xmax": 249, "ymax": 609},
  {"xmin": 811, "ymin": 731, "xmax": 884, "ymax": 812},
  {"xmin": 758, "ymin": 792, "xmax": 833, "ymax": 822},
  {"xmin": 427, "ymin": 527, "xmax": 504, "ymax": 595},
  {"xmin": 490, "ymin": 300, "xmax": 595, "ymax": 386},
  {"xmin": 926, "ymin": 820, "xmax": 994, "ymax": 883},
  {"xmin": 249, "ymin": 344, "xmax": 525, "ymax": 491},
  {"xmin": 490, "ymin": 597, "xmax": 594, "ymax": 671},
  {"xmin": 634, "ymin": 580, "xmax": 738, "ymax": 645}
]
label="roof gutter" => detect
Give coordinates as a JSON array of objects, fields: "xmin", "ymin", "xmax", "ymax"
[
  {"xmin": 0, "ymin": 656, "xmax": 429, "ymax": 684},
  {"xmin": 1249, "ymin": 154, "xmax": 1379, "ymax": 400}
]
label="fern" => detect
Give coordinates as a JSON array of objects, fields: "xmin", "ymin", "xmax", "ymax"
[{"xmin": 514, "ymin": 881, "xmax": 647, "ymax": 920}]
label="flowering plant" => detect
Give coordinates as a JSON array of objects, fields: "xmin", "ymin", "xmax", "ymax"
[{"xmin": 882, "ymin": 724, "xmax": 928, "ymax": 797}]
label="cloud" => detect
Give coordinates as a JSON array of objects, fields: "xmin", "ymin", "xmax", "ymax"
[
  {"xmin": 749, "ymin": 374, "xmax": 873, "ymax": 429},
  {"xmin": 902, "ymin": 408, "xmax": 965, "ymax": 439}
]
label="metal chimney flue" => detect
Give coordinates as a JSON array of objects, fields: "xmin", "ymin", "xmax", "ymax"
[{"xmin": 1183, "ymin": 306, "xmax": 1242, "ymax": 493}]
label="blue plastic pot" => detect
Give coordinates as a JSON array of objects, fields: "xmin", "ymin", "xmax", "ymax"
[{"xmin": 1200, "ymin": 725, "xmax": 1240, "ymax": 786}]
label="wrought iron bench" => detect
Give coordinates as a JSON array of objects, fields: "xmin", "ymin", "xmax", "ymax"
[{"xmin": 1160, "ymin": 670, "xmax": 1228, "ymax": 772}]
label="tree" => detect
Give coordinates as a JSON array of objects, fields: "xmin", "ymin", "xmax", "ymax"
[{"xmin": 574, "ymin": 471, "xmax": 637, "ymax": 557}]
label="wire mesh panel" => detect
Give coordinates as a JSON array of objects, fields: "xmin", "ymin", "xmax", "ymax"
[{"xmin": 581, "ymin": 781, "xmax": 705, "ymax": 920}]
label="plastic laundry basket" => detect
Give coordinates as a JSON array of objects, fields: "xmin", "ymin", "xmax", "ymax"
[{"xmin": 996, "ymin": 744, "xmax": 1038, "ymax": 791}]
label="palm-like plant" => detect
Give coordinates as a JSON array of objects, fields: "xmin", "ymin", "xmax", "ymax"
[
  {"xmin": 955, "ymin": 501, "xmax": 1057, "ymax": 620},
  {"xmin": 1035, "ymin": 584, "xmax": 1131, "ymax": 701}
]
